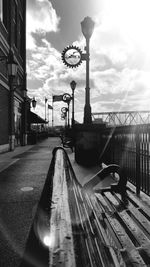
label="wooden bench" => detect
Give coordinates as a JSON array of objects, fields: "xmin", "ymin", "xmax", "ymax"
[
  {"xmin": 46, "ymin": 147, "xmax": 150, "ymax": 266},
  {"xmin": 21, "ymin": 146, "xmax": 150, "ymax": 266}
]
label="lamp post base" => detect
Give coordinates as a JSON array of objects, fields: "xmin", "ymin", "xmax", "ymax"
[
  {"xmin": 74, "ymin": 124, "xmax": 106, "ymax": 167},
  {"xmin": 9, "ymin": 135, "xmax": 15, "ymax": 151}
]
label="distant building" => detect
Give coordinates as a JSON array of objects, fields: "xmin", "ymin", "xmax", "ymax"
[{"xmin": 0, "ymin": 0, "xmax": 27, "ymax": 152}]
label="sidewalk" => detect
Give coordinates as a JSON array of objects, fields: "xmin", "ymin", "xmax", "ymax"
[
  {"xmin": 0, "ymin": 144, "xmax": 34, "ymax": 173},
  {"xmin": 0, "ymin": 138, "xmax": 60, "ymax": 173},
  {"xmin": 0, "ymin": 138, "xmax": 115, "ymax": 188}
]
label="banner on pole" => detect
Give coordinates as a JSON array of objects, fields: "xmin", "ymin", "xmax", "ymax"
[{"xmin": 53, "ymin": 95, "xmax": 63, "ymax": 102}]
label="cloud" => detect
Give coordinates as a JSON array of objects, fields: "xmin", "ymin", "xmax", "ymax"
[
  {"xmin": 89, "ymin": 0, "xmax": 150, "ymax": 113},
  {"xmin": 26, "ymin": 0, "xmax": 60, "ymax": 49}
]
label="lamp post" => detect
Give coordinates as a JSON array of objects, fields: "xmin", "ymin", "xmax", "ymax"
[
  {"xmin": 70, "ymin": 80, "xmax": 76, "ymax": 127},
  {"xmin": 19, "ymin": 76, "xmax": 27, "ymax": 146},
  {"xmin": 81, "ymin": 16, "xmax": 95, "ymax": 124},
  {"xmin": 7, "ymin": 50, "xmax": 18, "ymax": 151},
  {"xmin": 63, "ymin": 93, "xmax": 72, "ymax": 128},
  {"xmin": 67, "ymin": 100, "xmax": 71, "ymax": 128},
  {"xmin": 61, "ymin": 107, "xmax": 68, "ymax": 128}
]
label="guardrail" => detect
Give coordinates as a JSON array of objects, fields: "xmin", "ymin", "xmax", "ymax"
[{"xmin": 101, "ymin": 124, "xmax": 150, "ymax": 196}]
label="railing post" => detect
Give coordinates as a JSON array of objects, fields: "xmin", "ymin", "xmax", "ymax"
[
  {"xmin": 136, "ymin": 128, "xmax": 141, "ymax": 195},
  {"xmin": 111, "ymin": 130, "xmax": 115, "ymax": 162}
]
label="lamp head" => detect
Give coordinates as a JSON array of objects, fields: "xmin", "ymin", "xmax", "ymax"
[
  {"xmin": 7, "ymin": 50, "xmax": 18, "ymax": 77},
  {"xmin": 81, "ymin": 16, "xmax": 95, "ymax": 39},
  {"xmin": 70, "ymin": 80, "xmax": 76, "ymax": 91},
  {"xmin": 32, "ymin": 97, "xmax": 37, "ymax": 109}
]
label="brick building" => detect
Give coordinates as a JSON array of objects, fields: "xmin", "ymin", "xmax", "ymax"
[{"xmin": 0, "ymin": 0, "xmax": 27, "ymax": 152}]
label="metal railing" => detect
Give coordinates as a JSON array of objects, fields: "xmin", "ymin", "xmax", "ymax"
[{"xmin": 101, "ymin": 124, "xmax": 150, "ymax": 196}]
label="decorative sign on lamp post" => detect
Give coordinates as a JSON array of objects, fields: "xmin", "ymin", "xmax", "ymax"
[
  {"xmin": 62, "ymin": 93, "xmax": 72, "ymax": 128},
  {"xmin": 61, "ymin": 107, "xmax": 68, "ymax": 127}
]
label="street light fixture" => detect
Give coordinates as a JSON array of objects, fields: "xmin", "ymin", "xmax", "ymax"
[
  {"xmin": 31, "ymin": 97, "xmax": 37, "ymax": 109},
  {"xmin": 7, "ymin": 50, "xmax": 18, "ymax": 77},
  {"xmin": 0, "ymin": 50, "xmax": 18, "ymax": 76},
  {"xmin": 70, "ymin": 80, "xmax": 76, "ymax": 127},
  {"xmin": 81, "ymin": 16, "xmax": 95, "ymax": 124}
]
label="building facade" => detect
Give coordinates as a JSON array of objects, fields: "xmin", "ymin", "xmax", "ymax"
[{"xmin": 0, "ymin": 0, "xmax": 27, "ymax": 152}]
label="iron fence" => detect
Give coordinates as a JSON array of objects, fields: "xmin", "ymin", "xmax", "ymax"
[{"xmin": 101, "ymin": 124, "xmax": 150, "ymax": 196}]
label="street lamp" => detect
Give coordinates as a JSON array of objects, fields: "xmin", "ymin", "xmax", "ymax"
[
  {"xmin": 31, "ymin": 97, "xmax": 37, "ymax": 109},
  {"xmin": 8, "ymin": 51, "xmax": 18, "ymax": 150},
  {"xmin": 7, "ymin": 50, "xmax": 18, "ymax": 77},
  {"xmin": 70, "ymin": 80, "xmax": 76, "ymax": 127},
  {"xmin": 81, "ymin": 16, "xmax": 95, "ymax": 124},
  {"xmin": 1, "ymin": 50, "xmax": 18, "ymax": 151}
]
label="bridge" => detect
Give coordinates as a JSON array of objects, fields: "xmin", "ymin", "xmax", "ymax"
[{"xmin": 92, "ymin": 110, "xmax": 150, "ymax": 126}]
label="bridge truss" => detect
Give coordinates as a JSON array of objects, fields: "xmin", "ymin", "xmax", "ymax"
[{"xmin": 92, "ymin": 110, "xmax": 150, "ymax": 126}]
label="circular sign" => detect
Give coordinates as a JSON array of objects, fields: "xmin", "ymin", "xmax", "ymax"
[
  {"xmin": 61, "ymin": 107, "xmax": 68, "ymax": 114},
  {"xmin": 61, "ymin": 45, "xmax": 83, "ymax": 68},
  {"xmin": 62, "ymin": 93, "xmax": 72, "ymax": 103},
  {"xmin": 61, "ymin": 114, "xmax": 66, "ymax": 120}
]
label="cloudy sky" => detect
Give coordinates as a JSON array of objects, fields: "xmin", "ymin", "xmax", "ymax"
[{"xmin": 27, "ymin": 0, "xmax": 150, "ymax": 125}]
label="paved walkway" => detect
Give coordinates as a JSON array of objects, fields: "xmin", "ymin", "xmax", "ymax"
[
  {"xmin": 0, "ymin": 138, "xmax": 59, "ymax": 267},
  {"xmin": 0, "ymin": 137, "xmax": 115, "ymax": 188}
]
